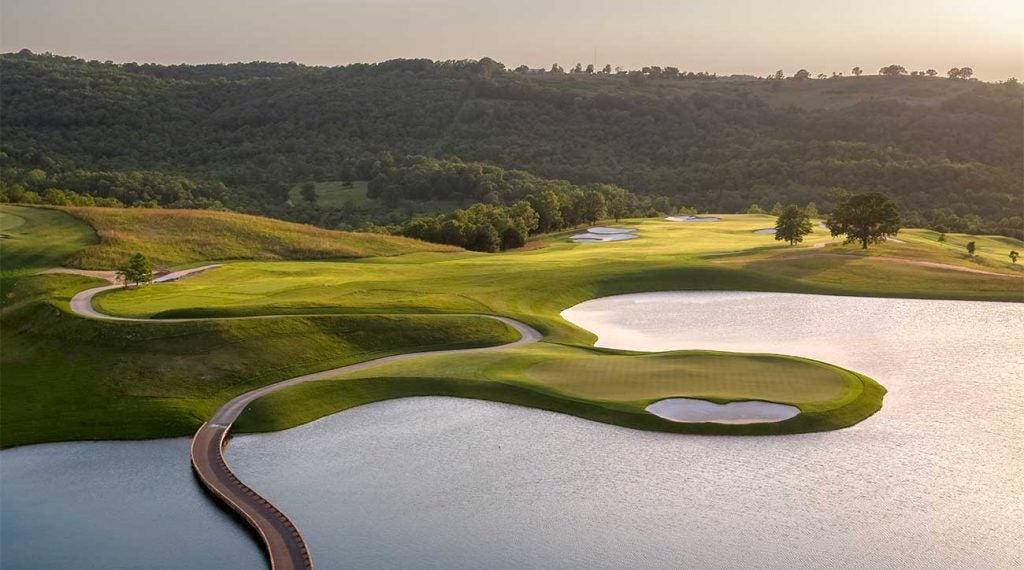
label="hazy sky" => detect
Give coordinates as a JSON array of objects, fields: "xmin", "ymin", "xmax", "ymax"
[{"xmin": 3, "ymin": 0, "xmax": 1021, "ymax": 80}]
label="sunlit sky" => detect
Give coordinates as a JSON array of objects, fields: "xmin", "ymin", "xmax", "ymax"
[{"xmin": 3, "ymin": 0, "xmax": 1021, "ymax": 80}]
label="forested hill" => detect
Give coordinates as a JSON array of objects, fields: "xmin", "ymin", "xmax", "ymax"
[{"xmin": 1, "ymin": 51, "xmax": 1021, "ymax": 236}]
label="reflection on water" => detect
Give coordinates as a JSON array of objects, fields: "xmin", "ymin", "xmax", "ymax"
[
  {"xmin": 225, "ymin": 292, "xmax": 1023, "ymax": 568},
  {"xmin": 0, "ymin": 439, "xmax": 264, "ymax": 569}
]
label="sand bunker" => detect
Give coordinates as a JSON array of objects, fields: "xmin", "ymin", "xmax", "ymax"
[
  {"xmin": 571, "ymin": 232, "xmax": 638, "ymax": 243},
  {"xmin": 646, "ymin": 398, "xmax": 800, "ymax": 424},
  {"xmin": 665, "ymin": 216, "xmax": 721, "ymax": 223},
  {"xmin": 571, "ymin": 227, "xmax": 639, "ymax": 243},
  {"xmin": 753, "ymin": 228, "xmax": 777, "ymax": 234}
]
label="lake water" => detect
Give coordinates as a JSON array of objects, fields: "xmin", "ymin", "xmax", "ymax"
[
  {"xmin": 0, "ymin": 439, "xmax": 264, "ymax": 569},
  {"xmin": 3, "ymin": 292, "xmax": 1022, "ymax": 568}
]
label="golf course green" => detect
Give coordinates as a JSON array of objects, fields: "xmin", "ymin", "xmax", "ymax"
[{"xmin": 2, "ymin": 204, "xmax": 1022, "ymax": 446}]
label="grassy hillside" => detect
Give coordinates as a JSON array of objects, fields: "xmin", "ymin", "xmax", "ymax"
[
  {"xmin": 0, "ymin": 205, "xmax": 98, "ymax": 300},
  {"xmin": 0, "ymin": 274, "xmax": 516, "ymax": 447},
  {"xmin": 0, "ymin": 205, "xmax": 97, "ymax": 271},
  {"xmin": 61, "ymin": 206, "xmax": 458, "ymax": 269}
]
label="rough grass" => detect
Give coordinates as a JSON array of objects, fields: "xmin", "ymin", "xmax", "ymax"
[{"xmin": 61, "ymin": 206, "xmax": 458, "ymax": 269}]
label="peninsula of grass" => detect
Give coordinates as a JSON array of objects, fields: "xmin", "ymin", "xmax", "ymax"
[
  {"xmin": 234, "ymin": 344, "xmax": 885, "ymax": 436},
  {"xmin": 2, "ymin": 207, "xmax": 1021, "ymax": 446}
]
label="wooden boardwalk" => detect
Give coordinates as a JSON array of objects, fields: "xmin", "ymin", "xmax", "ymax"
[{"xmin": 191, "ymin": 423, "xmax": 312, "ymax": 570}]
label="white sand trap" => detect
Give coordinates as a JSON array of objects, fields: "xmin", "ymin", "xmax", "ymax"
[
  {"xmin": 753, "ymin": 228, "xmax": 776, "ymax": 234},
  {"xmin": 665, "ymin": 216, "xmax": 721, "ymax": 222},
  {"xmin": 646, "ymin": 398, "xmax": 800, "ymax": 424},
  {"xmin": 570, "ymin": 232, "xmax": 638, "ymax": 243},
  {"xmin": 587, "ymin": 227, "xmax": 637, "ymax": 234}
]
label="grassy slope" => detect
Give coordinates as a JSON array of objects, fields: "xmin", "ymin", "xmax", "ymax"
[
  {"xmin": 0, "ymin": 205, "xmax": 501, "ymax": 447},
  {"xmin": 95, "ymin": 216, "xmax": 1024, "ymax": 342},
  {"xmin": 0, "ymin": 275, "xmax": 517, "ymax": 447},
  {"xmin": 61, "ymin": 206, "xmax": 458, "ymax": 269},
  {"xmin": 0, "ymin": 205, "xmax": 98, "ymax": 300}
]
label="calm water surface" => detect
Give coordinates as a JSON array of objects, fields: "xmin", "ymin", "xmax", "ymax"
[
  {"xmin": 3, "ymin": 292, "xmax": 1022, "ymax": 568},
  {"xmin": 0, "ymin": 439, "xmax": 263, "ymax": 569},
  {"xmin": 226, "ymin": 292, "xmax": 1024, "ymax": 568}
]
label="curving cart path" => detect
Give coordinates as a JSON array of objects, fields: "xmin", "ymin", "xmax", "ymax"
[{"xmin": 69, "ymin": 265, "xmax": 543, "ymax": 570}]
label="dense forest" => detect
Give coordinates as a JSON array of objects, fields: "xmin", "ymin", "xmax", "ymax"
[{"xmin": 1, "ymin": 50, "xmax": 1021, "ymax": 238}]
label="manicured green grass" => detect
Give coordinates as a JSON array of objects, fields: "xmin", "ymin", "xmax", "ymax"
[
  {"xmin": 6, "ymin": 213, "xmax": 1020, "ymax": 445},
  {"xmin": 233, "ymin": 333, "xmax": 881, "ymax": 436},
  {"xmin": 94, "ymin": 217, "xmax": 1022, "ymax": 343},
  {"xmin": 60, "ymin": 206, "xmax": 458, "ymax": 270}
]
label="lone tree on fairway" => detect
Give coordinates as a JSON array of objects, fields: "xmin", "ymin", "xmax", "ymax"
[
  {"xmin": 966, "ymin": 241, "xmax": 976, "ymax": 257},
  {"xmin": 775, "ymin": 204, "xmax": 813, "ymax": 245},
  {"xmin": 117, "ymin": 253, "xmax": 153, "ymax": 288},
  {"xmin": 1010, "ymin": 250, "xmax": 1019, "ymax": 264},
  {"xmin": 825, "ymin": 192, "xmax": 901, "ymax": 249}
]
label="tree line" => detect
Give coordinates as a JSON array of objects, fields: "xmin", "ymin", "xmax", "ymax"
[
  {"xmin": 388, "ymin": 157, "xmax": 690, "ymax": 251},
  {"xmin": 1, "ymin": 51, "xmax": 1020, "ymax": 239}
]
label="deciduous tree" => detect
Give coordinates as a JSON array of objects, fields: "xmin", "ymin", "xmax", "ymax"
[
  {"xmin": 804, "ymin": 202, "xmax": 819, "ymax": 218},
  {"xmin": 879, "ymin": 64, "xmax": 907, "ymax": 76},
  {"xmin": 825, "ymin": 192, "xmax": 901, "ymax": 249},
  {"xmin": 775, "ymin": 204, "xmax": 813, "ymax": 245},
  {"xmin": 117, "ymin": 253, "xmax": 153, "ymax": 288}
]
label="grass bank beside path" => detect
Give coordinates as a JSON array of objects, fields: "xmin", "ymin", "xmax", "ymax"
[
  {"xmin": 0, "ymin": 274, "xmax": 517, "ymax": 448},
  {"xmin": 61, "ymin": 206, "xmax": 459, "ymax": 269}
]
